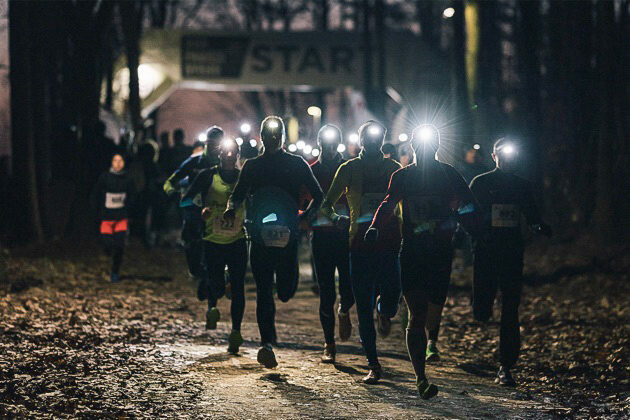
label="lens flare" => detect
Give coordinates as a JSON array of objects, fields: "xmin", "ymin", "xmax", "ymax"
[
  {"xmin": 502, "ymin": 145, "xmax": 514, "ymax": 155},
  {"xmin": 419, "ymin": 126, "xmax": 435, "ymax": 142},
  {"xmin": 368, "ymin": 125, "xmax": 382, "ymax": 136},
  {"xmin": 323, "ymin": 128, "xmax": 337, "ymax": 141},
  {"xmin": 240, "ymin": 123, "xmax": 251, "ymax": 134},
  {"xmin": 443, "ymin": 7, "xmax": 455, "ymax": 18}
]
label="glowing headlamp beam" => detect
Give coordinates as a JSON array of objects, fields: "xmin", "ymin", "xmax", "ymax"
[
  {"xmin": 368, "ymin": 125, "xmax": 382, "ymax": 136},
  {"xmin": 323, "ymin": 128, "xmax": 337, "ymax": 141},
  {"xmin": 418, "ymin": 126, "xmax": 436, "ymax": 142}
]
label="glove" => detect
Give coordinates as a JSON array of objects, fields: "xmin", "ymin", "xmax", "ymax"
[
  {"xmin": 334, "ymin": 215, "xmax": 350, "ymax": 231},
  {"xmin": 364, "ymin": 227, "xmax": 379, "ymax": 242},
  {"xmin": 223, "ymin": 208, "xmax": 236, "ymax": 221},
  {"xmin": 201, "ymin": 207, "xmax": 212, "ymax": 221},
  {"xmin": 163, "ymin": 181, "xmax": 176, "ymax": 196}
]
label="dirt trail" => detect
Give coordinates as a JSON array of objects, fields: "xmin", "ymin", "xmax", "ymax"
[{"xmin": 1, "ymin": 240, "xmax": 627, "ymax": 418}]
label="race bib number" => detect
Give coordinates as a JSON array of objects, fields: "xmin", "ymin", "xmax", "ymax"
[
  {"xmin": 491, "ymin": 204, "xmax": 520, "ymax": 227},
  {"xmin": 261, "ymin": 225, "xmax": 291, "ymax": 248},
  {"xmin": 360, "ymin": 193, "xmax": 386, "ymax": 218},
  {"xmin": 105, "ymin": 192, "xmax": 126, "ymax": 209},
  {"xmin": 212, "ymin": 214, "xmax": 243, "ymax": 236}
]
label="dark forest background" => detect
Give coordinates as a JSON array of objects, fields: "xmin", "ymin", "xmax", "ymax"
[{"xmin": 4, "ymin": 0, "xmax": 629, "ymax": 245}]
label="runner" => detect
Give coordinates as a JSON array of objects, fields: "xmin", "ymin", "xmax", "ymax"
[
  {"xmin": 366, "ymin": 124, "xmax": 480, "ymax": 398},
  {"xmin": 163, "ymin": 126, "xmax": 223, "ymax": 294},
  {"xmin": 469, "ymin": 138, "xmax": 552, "ymax": 386},
  {"xmin": 224, "ymin": 116, "xmax": 323, "ymax": 368},
  {"xmin": 94, "ymin": 154, "xmax": 136, "ymax": 283},
  {"xmin": 185, "ymin": 138, "xmax": 246, "ymax": 354},
  {"xmin": 320, "ymin": 120, "xmax": 402, "ymax": 384},
  {"xmin": 309, "ymin": 125, "xmax": 354, "ymax": 363}
]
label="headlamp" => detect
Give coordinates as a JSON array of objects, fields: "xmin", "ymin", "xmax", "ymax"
[
  {"xmin": 496, "ymin": 143, "xmax": 515, "ymax": 156},
  {"xmin": 318, "ymin": 124, "xmax": 342, "ymax": 146},
  {"xmin": 417, "ymin": 125, "xmax": 437, "ymax": 142},
  {"xmin": 368, "ymin": 125, "xmax": 382, "ymax": 136},
  {"xmin": 323, "ymin": 128, "xmax": 337, "ymax": 141},
  {"xmin": 240, "ymin": 123, "xmax": 251, "ymax": 134},
  {"xmin": 267, "ymin": 120, "xmax": 279, "ymax": 129}
]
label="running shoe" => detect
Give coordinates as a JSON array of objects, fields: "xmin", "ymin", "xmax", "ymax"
[
  {"xmin": 425, "ymin": 340, "xmax": 440, "ymax": 362},
  {"xmin": 321, "ymin": 343, "xmax": 336, "ymax": 364},
  {"xmin": 495, "ymin": 366, "xmax": 516, "ymax": 387},
  {"xmin": 227, "ymin": 330, "xmax": 244, "ymax": 354},
  {"xmin": 338, "ymin": 306, "xmax": 352, "ymax": 341},
  {"xmin": 205, "ymin": 307, "xmax": 220, "ymax": 330},
  {"xmin": 110, "ymin": 273, "xmax": 120, "ymax": 283},
  {"xmin": 257, "ymin": 344, "xmax": 278, "ymax": 368},
  {"xmin": 417, "ymin": 378, "xmax": 439, "ymax": 399},
  {"xmin": 362, "ymin": 364, "xmax": 382, "ymax": 384}
]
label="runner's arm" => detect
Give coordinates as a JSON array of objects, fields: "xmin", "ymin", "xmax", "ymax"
[
  {"xmin": 163, "ymin": 157, "xmax": 193, "ymax": 195},
  {"xmin": 449, "ymin": 167, "xmax": 482, "ymax": 237},
  {"xmin": 301, "ymin": 160, "xmax": 324, "ymax": 219},
  {"xmin": 184, "ymin": 168, "xmax": 214, "ymax": 206},
  {"xmin": 521, "ymin": 180, "xmax": 551, "ymax": 236},
  {"xmin": 226, "ymin": 160, "xmax": 251, "ymax": 211},
  {"xmin": 320, "ymin": 164, "xmax": 348, "ymax": 222},
  {"xmin": 370, "ymin": 169, "xmax": 404, "ymax": 230}
]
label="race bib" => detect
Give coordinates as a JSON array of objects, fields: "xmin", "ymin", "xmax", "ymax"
[
  {"xmin": 105, "ymin": 192, "xmax": 126, "ymax": 209},
  {"xmin": 261, "ymin": 225, "xmax": 291, "ymax": 248},
  {"xmin": 491, "ymin": 204, "xmax": 520, "ymax": 227},
  {"xmin": 212, "ymin": 214, "xmax": 243, "ymax": 236},
  {"xmin": 360, "ymin": 193, "xmax": 386, "ymax": 219}
]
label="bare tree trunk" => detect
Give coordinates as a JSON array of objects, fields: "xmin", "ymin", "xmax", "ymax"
[
  {"xmin": 320, "ymin": 0, "xmax": 329, "ymax": 30},
  {"xmin": 8, "ymin": 0, "xmax": 44, "ymax": 242},
  {"xmin": 516, "ymin": 0, "xmax": 542, "ymax": 186},
  {"xmin": 416, "ymin": 0, "xmax": 438, "ymax": 47},
  {"xmin": 592, "ymin": 0, "xmax": 616, "ymax": 241},
  {"xmin": 119, "ymin": 1, "xmax": 144, "ymax": 132},
  {"xmin": 451, "ymin": 0, "xmax": 471, "ymax": 143}
]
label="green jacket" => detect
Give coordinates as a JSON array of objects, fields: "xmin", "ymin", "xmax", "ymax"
[{"xmin": 321, "ymin": 151, "xmax": 402, "ymax": 252}]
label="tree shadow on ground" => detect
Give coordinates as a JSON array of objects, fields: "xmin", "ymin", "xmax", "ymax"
[
  {"xmin": 456, "ymin": 361, "xmax": 496, "ymax": 378},
  {"xmin": 275, "ymin": 341, "xmax": 411, "ymax": 363},
  {"xmin": 119, "ymin": 274, "xmax": 172, "ymax": 283}
]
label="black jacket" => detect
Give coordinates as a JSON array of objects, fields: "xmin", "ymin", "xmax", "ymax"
[
  {"xmin": 228, "ymin": 150, "xmax": 323, "ymax": 244},
  {"xmin": 470, "ymin": 168, "xmax": 543, "ymax": 248},
  {"xmin": 94, "ymin": 170, "xmax": 136, "ymax": 220}
]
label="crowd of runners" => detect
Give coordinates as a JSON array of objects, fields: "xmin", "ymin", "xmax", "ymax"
[{"xmin": 94, "ymin": 116, "xmax": 552, "ymax": 399}]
